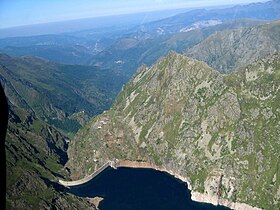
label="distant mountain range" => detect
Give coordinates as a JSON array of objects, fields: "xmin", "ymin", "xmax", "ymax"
[
  {"xmin": 89, "ymin": 19, "xmax": 271, "ymax": 77},
  {"xmin": 0, "ymin": 0, "xmax": 279, "ymax": 69},
  {"xmin": 0, "ymin": 8, "xmax": 195, "ymax": 38},
  {"xmin": 138, "ymin": 0, "xmax": 280, "ymax": 35}
]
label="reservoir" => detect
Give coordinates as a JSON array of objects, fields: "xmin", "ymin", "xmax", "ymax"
[{"xmin": 65, "ymin": 167, "xmax": 231, "ymax": 210}]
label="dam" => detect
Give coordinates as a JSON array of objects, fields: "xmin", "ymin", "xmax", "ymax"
[
  {"xmin": 58, "ymin": 160, "xmax": 190, "ymax": 188},
  {"xmin": 58, "ymin": 161, "xmax": 116, "ymax": 187}
]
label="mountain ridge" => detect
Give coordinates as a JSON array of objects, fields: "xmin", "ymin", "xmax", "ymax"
[{"xmin": 186, "ymin": 20, "xmax": 280, "ymax": 72}]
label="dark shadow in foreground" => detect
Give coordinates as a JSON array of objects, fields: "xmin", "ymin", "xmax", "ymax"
[{"xmin": 0, "ymin": 84, "xmax": 8, "ymax": 210}]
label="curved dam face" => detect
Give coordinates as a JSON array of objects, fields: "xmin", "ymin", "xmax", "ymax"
[
  {"xmin": 58, "ymin": 162, "xmax": 112, "ymax": 187},
  {"xmin": 58, "ymin": 160, "xmax": 261, "ymax": 210},
  {"xmin": 58, "ymin": 160, "xmax": 190, "ymax": 188}
]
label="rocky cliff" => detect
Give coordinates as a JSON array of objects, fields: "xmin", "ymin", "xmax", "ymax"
[{"xmin": 68, "ymin": 52, "xmax": 280, "ymax": 209}]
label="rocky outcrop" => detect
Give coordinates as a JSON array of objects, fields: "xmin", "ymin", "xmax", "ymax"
[
  {"xmin": 191, "ymin": 193, "xmax": 261, "ymax": 210},
  {"xmin": 115, "ymin": 160, "xmax": 261, "ymax": 210}
]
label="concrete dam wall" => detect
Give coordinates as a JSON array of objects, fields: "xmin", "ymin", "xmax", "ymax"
[{"xmin": 58, "ymin": 161, "xmax": 111, "ymax": 187}]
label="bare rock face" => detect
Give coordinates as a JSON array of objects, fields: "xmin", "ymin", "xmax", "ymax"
[{"xmin": 68, "ymin": 51, "xmax": 280, "ymax": 209}]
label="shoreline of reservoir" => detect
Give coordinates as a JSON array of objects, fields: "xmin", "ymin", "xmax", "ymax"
[{"xmin": 59, "ymin": 160, "xmax": 261, "ymax": 210}]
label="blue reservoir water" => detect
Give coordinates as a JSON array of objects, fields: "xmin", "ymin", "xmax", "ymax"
[{"xmin": 66, "ymin": 167, "xmax": 231, "ymax": 210}]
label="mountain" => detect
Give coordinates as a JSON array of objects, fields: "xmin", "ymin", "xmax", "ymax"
[
  {"xmin": 1, "ymin": 69, "xmax": 99, "ymax": 208},
  {"xmin": 68, "ymin": 52, "xmax": 280, "ymax": 209},
  {"xmin": 89, "ymin": 19, "xmax": 269, "ymax": 77},
  {"xmin": 2, "ymin": 1, "xmax": 280, "ymax": 209},
  {"xmin": 87, "ymin": 0, "xmax": 280, "ymax": 76},
  {"xmin": 0, "ymin": 54, "xmax": 125, "ymax": 135},
  {"xmin": 161, "ymin": 19, "xmax": 269, "ymax": 52},
  {"xmin": 0, "ymin": 34, "xmax": 87, "ymax": 48},
  {"xmin": 186, "ymin": 20, "xmax": 280, "ymax": 72},
  {"xmin": 137, "ymin": 19, "xmax": 269, "ymax": 68}
]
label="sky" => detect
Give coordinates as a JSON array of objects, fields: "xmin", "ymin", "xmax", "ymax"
[{"xmin": 0, "ymin": 0, "xmax": 268, "ymax": 28}]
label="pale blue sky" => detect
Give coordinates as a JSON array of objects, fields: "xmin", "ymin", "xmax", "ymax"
[{"xmin": 0, "ymin": 0, "xmax": 268, "ymax": 28}]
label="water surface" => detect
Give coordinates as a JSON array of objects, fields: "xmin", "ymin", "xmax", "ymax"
[{"xmin": 66, "ymin": 167, "xmax": 231, "ymax": 210}]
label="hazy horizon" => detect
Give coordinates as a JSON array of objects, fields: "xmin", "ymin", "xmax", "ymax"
[{"xmin": 0, "ymin": 0, "xmax": 269, "ymax": 29}]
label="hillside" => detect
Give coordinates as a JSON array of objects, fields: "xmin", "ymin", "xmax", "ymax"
[
  {"xmin": 68, "ymin": 52, "xmax": 280, "ymax": 209},
  {"xmin": 186, "ymin": 21, "xmax": 280, "ymax": 72},
  {"xmin": 5, "ymin": 99, "xmax": 96, "ymax": 209},
  {"xmin": 0, "ymin": 54, "xmax": 125, "ymax": 135},
  {"xmin": 1, "ymin": 78, "xmax": 98, "ymax": 209}
]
